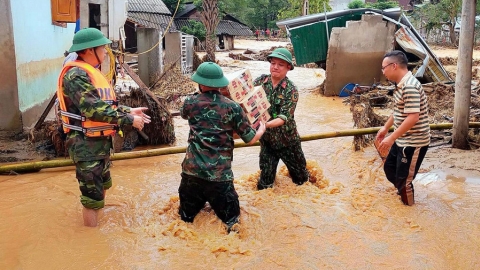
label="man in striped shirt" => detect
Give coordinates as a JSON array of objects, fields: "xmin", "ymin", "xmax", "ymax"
[{"xmin": 376, "ymin": 50, "xmax": 430, "ymax": 206}]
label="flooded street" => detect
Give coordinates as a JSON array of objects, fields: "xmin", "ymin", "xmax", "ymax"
[{"xmin": 2, "ymin": 40, "xmax": 480, "ymax": 269}]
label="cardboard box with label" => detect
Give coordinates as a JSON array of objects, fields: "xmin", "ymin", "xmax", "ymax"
[
  {"xmin": 251, "ymin": 111, "xmax": 271, "ymax": 130},
  {"xmin": 237, "ymin": 85, "xmax": 270, "ymax": 113},
  {"xmin": 224, "ymin": 69, "xmax": 254, "ymax": 102}
]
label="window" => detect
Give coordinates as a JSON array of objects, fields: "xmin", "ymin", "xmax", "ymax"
[{"xmin": 51, "ymin": 0, "xmax": 78, "ymax": 27}]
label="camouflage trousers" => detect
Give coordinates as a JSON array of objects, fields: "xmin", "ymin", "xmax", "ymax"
[
  {"xmin": 178, "ymin": 173, "xmax": 240, "ymax": 228},
  {"xmin": 75, "ymin": 158, "xmax": 112, "ymax": 209},
  {"xmin": 258, "ymin": 141, "xmax": 309, "ymax": 190}
]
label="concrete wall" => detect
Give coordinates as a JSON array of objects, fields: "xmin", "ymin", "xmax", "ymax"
[
  {"xmin": 0, "ymin": 0, "xmax": 21, "ymax": 132},
  {"xmin": 137, "ymin": 28, "xmax": 163, "ymax": 87},
  {"xmin": 9, "ymin": 0, "xmax": 76, "ymax": 129},
  {"xmin": 79, "ymin": 0, "xmax": 108, "ymax": 35},
  {"xmin": 324, "ymin": 14, "xmax": 395, "ymax": 96},
  {"xmin": 165, "ymin": 32, "xmax": 181, "ymax": 68}
]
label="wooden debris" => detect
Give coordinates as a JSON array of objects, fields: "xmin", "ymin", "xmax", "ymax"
[{"xmin": 228, "ymin": 53, "xmax": 254, "ymax": 61}]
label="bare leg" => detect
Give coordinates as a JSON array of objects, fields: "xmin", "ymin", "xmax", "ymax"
[{"xmin": 82, "ymin": 207, "xmax": 99, "ymax": 227}]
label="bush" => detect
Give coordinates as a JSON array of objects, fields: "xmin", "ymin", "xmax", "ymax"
[
  {"xmin": 181, "ymin": 20, "xmax": 206, "ymax": 41},
  {"xmin": 348, "ymin": 0, "xmax": 365, "ymax": 9}
]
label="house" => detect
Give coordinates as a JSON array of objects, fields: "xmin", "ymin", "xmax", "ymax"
[
  {"xmin": 174, "ymin": 2, "xmax": 253, "ymax": 51},
  {"xmin": 125, "ymin": 0, "xmax": 175, "ymax": 53},
  {"xmin": 277, "ymin": 8, "xmax": 451, "ymax": 96},
  {"xmin": 126, "ymin": 0, "xmax": 195, "ymax": 82},
  {"xmin": 0, "ymin": 0, "xmax": 128, "ymax": 132}
]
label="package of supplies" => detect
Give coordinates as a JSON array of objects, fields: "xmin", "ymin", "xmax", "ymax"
[
  {"xmin": 224, "ymin": 69, "xmax": 254, "ymax": 102},
  {"xmin": 237, "ymin": 85, "xmax": 270, "ymax": 112},
  {"xmin": 246, "ymin": 106, "xmax": 272, "ymax": 124},
  {"xmin": 251, "ymin": 111, "xmax": 271, "ymax": 130}
]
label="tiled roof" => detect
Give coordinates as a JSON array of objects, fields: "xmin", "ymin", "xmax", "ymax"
[
  {"xmin": 127, "ymin": 0, "xmax": 171, "ymax": 15},
  {"xmin": 175, "ymin": 2, "xmax": 196, "ymax": 18},
  {"xmin": 217, "ymin": 20, "xmax": 253, "ymax": 36},
  {"xmin": 128, "ymin": 12, "xmax": 177, "ymax": 32},
  {"xmin": 175, "ymin": 19, "xmax": 253, "ymax": 36}
]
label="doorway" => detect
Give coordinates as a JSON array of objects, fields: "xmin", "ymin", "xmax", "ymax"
[{"xmin": 88, "ymin": 4, "xmax": 101, "ymax": 30}]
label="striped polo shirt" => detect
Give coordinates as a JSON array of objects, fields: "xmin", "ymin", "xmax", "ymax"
[{"xmin": 393, "ymin": 71, "xmax": 430, "ymax": 147}]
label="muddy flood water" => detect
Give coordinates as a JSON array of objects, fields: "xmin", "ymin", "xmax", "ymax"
[{"xmin": 2, "ymin": 61, "xmax": 480, "ymax": 269}]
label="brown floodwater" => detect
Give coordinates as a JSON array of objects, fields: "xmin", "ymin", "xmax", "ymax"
[{"xmin": 1, "ymin": 89, "xmax": 480, "ymax": 269}]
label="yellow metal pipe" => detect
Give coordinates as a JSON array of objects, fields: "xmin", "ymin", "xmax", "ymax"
[{"xmin": 1, "ymin": 122, "xmax": 480, "ymax": 174}]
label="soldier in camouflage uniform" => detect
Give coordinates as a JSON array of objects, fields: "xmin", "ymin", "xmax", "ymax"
[
  {"xmin": 253, "ymin": 48, "xmax": 310, "ymax": 190},
  {"xmin": 179, "ymin": 62, "xmax": 266, "ymax": 233},
  {"xmin": 58, "ymin": 28, "xmax": 151, "ymax": 227}
]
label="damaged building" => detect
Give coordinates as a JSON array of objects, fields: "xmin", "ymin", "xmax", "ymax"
[{"xmin": 277, "ymin": 8, "xmax": 452, "ymax": 96}]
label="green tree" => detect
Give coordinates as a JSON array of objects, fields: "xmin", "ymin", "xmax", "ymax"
[
  {"xmin": 365, "ymin": 0, "xmax": 398, "ymax": 10},
  {"xmin": 163, "ymin": 0, "xmax": 186, "ymax": 15},
  {"xmin": 245, "ymin": 0, "xmax": 289, "ymax": 30},
  {"xmin": 198, "ymin": 0, "xmax": 220, "ymax": 62},
  {"xmin": 278, "ymin": 0, "xmax": 331, "ymax": 21},
  {"xmin": 412, "ymin": 0, "xmax": 461, "ymax": 45},
  {"xmin": 181, "ymin": 20, "xmax": 207, "ymax": 41},
  {"xmin": 193, "ymin": 0, "xmax": 290, "ymax": 30},
  {"xmin": 193, "ymin": 0, "xmax": 251, "ymax": 23},
  {"xmin": 348, "ymin": 0, "xmax": 366, "ymax": 9}
]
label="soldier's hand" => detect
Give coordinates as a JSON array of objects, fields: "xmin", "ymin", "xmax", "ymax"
[
  {"xmin": 132, "ymin": 115, "xmax": 145, "ymax": 130},
  {"xmin": 131, "ymin": 107, "xmax": 151, "ymax": 124},
  {"xmin": 257, "ymin": 121, "xmax": 266, "ymax": 135}
]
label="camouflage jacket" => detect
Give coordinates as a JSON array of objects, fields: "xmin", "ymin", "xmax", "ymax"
[
  {"xmin": 253, "ymin": 74, "xmax": 300, "ymax": 149},
  {"xmin": 180, "ymin": 90, "xmax": 256, "ymax": 182},
  {"xmin": 62, "ymin": 67, "xmax": 134, "ymax": 162}
]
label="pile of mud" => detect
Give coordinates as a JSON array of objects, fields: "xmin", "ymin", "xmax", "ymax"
[
  {"xmin": 437, "ymin": 57, "xmax": 480, "ymax": 80},
  {"xmin": 424, "ymin": 82, "xmax": 480, "ymax": 122},
  {"xmin": 438, "ymin": 56, "xmax": 480, "ymax": 67}
]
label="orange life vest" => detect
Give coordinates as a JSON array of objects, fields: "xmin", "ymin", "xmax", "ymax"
[{"xmin": 57, "ymin": 61, "xmax": 118, "ymax": 137}]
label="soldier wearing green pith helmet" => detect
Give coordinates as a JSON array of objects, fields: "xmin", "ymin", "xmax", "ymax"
[
  {"xmin": 253, "ymin": 47, "xmax": 311, "ymax": 190},
  {"xmin": 58, "ymin": 28, "xmax": 151, "ymax": 227},
  {"xmin": 179, "ymin": 62, "xmax": 266, "ymax": 233}
]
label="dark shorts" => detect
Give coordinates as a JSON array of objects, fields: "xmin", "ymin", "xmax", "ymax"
[
  {"xmin": 76, "ymin": 158, "xmax": 112, "ymax": 209},
  {"xmin": 178, "ymin": 173, "xmax": 240, "ymax": 227}
]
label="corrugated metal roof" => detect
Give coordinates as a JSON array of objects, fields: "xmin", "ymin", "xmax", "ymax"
[
  {"xmin": 128, "ymin": 12, "xmax": 177, "ymax": 32},
  {"xmin": 289, "ymin": 12, "xmax": 364, "ymax": 65},
  {"xmin": 175, "ymin": 19, "xmax": 253, "ymax": 36},
  {"xmin": 128, "ymin": 0, "xmax": 171, "ymax": 15}
]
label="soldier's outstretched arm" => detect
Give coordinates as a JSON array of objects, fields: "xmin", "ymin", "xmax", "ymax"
[{"xmin": 248, "ymin": 122, "xmax": 265, "ymax": 145}]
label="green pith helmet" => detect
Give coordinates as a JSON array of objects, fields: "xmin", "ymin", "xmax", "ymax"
[
  {"xmin": 267, "ymin": 47, "xmax": 294, "ymax": 70},
  {"xmin": 191, "ymin": 62, "xmax": 229, "ymax": 88},
  {"xmin": 68, "ymin": 28, "xmax": 112, "ymax": 53}
]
